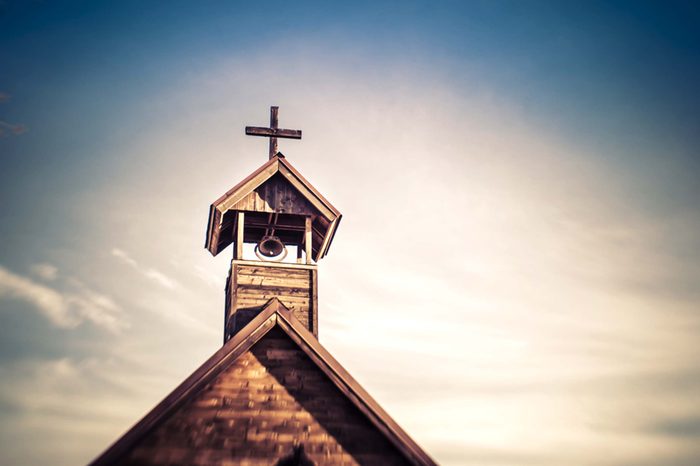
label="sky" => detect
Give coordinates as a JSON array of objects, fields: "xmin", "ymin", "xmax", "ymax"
[{"xmin": 1, "ymin": 1, "xmax": 699, "ymax": 465}]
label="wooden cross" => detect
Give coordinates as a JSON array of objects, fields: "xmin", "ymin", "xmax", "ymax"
[{"xmin": 245, "ymin": 106, "xmax": 302, "ymax": 159}]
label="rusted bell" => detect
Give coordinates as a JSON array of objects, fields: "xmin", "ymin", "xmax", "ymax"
[{"xmin": 257, "ymin": 235, "xmax": 285, "ymax": 257}]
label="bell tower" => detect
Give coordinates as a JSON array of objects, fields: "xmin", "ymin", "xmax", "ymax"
[{"xmin": 205, "ymin": 107, "xmax": 341, "ymax": 342}]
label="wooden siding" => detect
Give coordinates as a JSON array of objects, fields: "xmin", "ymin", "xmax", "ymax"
[
  {"xmin": 227, "ymin": 263, "xmax": 317, "ymax": 339},
  {"xmin": 231, "ymin": 173, "xmax": 319, "ymax": 216},
  {"xmin": 120, "ymin": 328, "xmax": 410, "ymax": 466}
]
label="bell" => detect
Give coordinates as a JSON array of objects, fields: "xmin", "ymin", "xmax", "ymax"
[{"xmin": 257, "ymin": 235, "xmax": 285, "ymax": 257}]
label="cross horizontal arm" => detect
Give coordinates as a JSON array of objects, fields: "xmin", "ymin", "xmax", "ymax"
[{"xmin": 245, "ymin": 127, "xmax": 302, "ymax": 139}]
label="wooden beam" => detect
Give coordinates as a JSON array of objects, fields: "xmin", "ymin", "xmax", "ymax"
[
  {"xmin": 205, "ymin": 205, "xmax": 222, "ymax": 255},
  {"xmin": 316, "ymin": 216, "xmax": 340, "ymax": 261},
  {"xmin": 244, "ymin": 127, "xmax": 302, "ymax": 139},
  {"xmin": 235, "ymin": 211, "xmax": 244, "ymax": 260},
  {"xmin": 231, "ymin": 259, "xmax": 316, "ymax": 271},
  {"xmin": 305, "ymin": 216, "xmax": 312, "ymax": 265},
  {"xmin": 245, "ymin": 219, "xmax": 307, "ymax": 232}
]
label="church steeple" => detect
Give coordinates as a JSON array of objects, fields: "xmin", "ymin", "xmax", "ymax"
[
  {"xmin": 91, "ymin": 107, "xmax": 436, "ymax": 466},
  {"xmin": 205, "ymin": 107, "xmax": 342, "ymax": 341}
]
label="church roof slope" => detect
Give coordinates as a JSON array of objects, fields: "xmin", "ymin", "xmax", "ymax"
[
  {"xmin": 205, "ymin": 155, "xmax": 342, "ymax": 260},
  {"xmin": 90, "ymin": 299, "xmax": 436, "ymax": 466}
]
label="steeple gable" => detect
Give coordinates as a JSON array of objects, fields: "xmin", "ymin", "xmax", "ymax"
[{"xmin": 205, "ymin": 154, "xmax": 341, "ymax": 262}]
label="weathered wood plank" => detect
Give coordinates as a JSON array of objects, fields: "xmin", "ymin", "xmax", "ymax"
[
  {"xmin": 244, "ymin": 126, "xmax": 302, "ymax": 139},
  {"xmin": 236, "ymin": 276, "xmax": 309, "ymax": 289},
  {"xmin": 236, "ymin": 295, "xmax": 310, "ymax": 307},
  {"xmin": 235, "ymin": 296, "xmax": 310, "ymax": 307},
  {"xmin": 231, "ymin": 259, "xmax": 316, "ymax": 271},
  {"xmin": 235, "ymin": 270, "xmax": 309, "ymax": 282},
  {"xmin": 236, "ymin": 285, "xmax": 310, "ymax": 297},
  {"xmin": 237, "ymin": 263, "xmax": 309, "ymax": 273},
  {"xmin": 236, "ymin": 266, "xmax": 310, "ymax": 279},
  {"xmin": 235, "ymin": 269, "xmax": 309, "ymax": 281}
]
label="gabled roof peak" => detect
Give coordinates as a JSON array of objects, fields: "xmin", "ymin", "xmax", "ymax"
[{"xmin": 90, "ymin": 299, "xmax": 436, "ymax": 466}]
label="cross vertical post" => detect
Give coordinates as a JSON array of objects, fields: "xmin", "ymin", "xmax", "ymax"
[{"xmin": 269, "ymin": 106, "xmax": 278, "ymax": 159}]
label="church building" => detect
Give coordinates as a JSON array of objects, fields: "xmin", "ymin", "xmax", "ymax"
[{"xmin": 90, "ymin": 107, "xmax": 437, "ymax": 466}]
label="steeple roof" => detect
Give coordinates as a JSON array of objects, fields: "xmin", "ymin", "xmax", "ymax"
[{"xmin": 205, "ymin": 155, "xmax": 341, "ymax": 261}]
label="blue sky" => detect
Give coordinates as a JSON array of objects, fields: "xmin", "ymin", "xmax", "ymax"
[{"xmin": 1, "ymin": 1, "xmax": 699, "ymax": 465}]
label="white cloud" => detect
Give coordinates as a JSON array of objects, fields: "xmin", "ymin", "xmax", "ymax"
[
  {"xmin": 143, "ymin": 269, "xmax": 177, "ymax": 290},
  {"xmin": 110, "ymin": 248, "xmax": 137, "ymax": 268},
  {"xmin": 111, "ymin": 248, "xmax": 178, "ymax": 290},
  {"xmin": 0, "ymin": 265, "xmax": 70, "ymax": 326},
  {"xmin": 0, "ymin": 265, "xmax": 125, "ymax": 333}
]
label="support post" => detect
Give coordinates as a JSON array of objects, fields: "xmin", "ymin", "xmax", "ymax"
[
  {"xmin": 305, "ymin": 216, "xmax": 312, "ymax": 265},
  {"xmin": 235, "ymin": 211, "xmax": 245, "ymax": 260}
]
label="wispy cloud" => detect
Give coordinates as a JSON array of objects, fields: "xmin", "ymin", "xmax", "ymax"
[
  {"xmin": 0, "ymin": 356, "xmax": 176, "ymax": 465},
  {"xmin": 31, "ymin": 263, "xmax": 58, "ymax": 281},
  {"xmin": 143, "ymin": 269, "xmax": 177, "ymax": 289},
  {"xmin": 0, "ymin": 120, "xmax": 27, "ymax": 137},
  {"xmin": 110, "ymin": 248, "xmax": 137, "ymax": 267},
  {"xmin": 0, "ymin": 265, "xmax": 125, "ymax": 333},
  {"xmin": 111, "ymin": 248, "xmax": 178, "ymax": 290}
]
